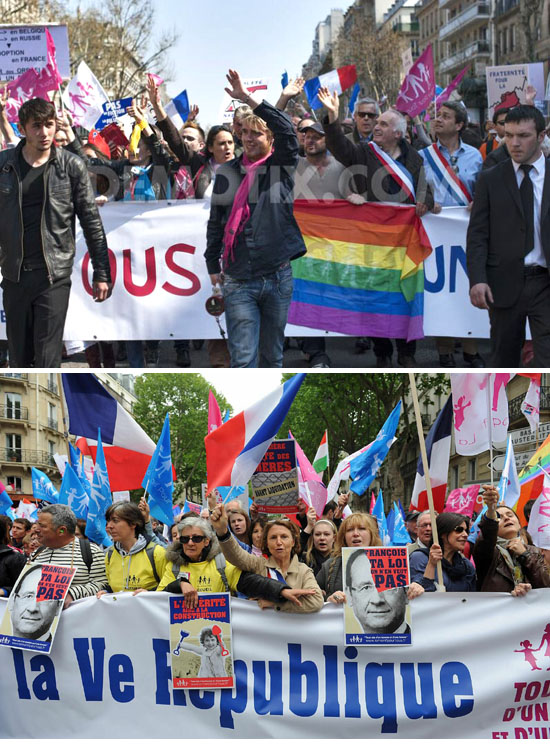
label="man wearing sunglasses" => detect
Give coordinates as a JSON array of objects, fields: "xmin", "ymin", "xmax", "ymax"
[{"xmin": 347, "ymin": 98, "xmax": 379, "ymax": 145}]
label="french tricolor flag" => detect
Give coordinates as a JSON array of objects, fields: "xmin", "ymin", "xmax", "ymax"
[
  {"xmin": 304, "ymin": 65, "xmax": 357, "ymax": 110},
  {"xmin": 61, "ymin": 374, "xmax": 156, "ymax": 493},
  {"xmin": 410, "ymin": 396, "xmax": 453, "ymax": 514},
  {"xmin": 205, "ymin": 374, "xmax": 306, "ymax": 492}
]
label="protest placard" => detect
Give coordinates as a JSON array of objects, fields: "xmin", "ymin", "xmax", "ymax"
[
  {"xmin": 251, "ymin": 439, "xmax": 299, "ymax": 514},
  {"xmin": 201, "ymin": 484, "xmax": 248, "ymax": 511},
  {"xmin": 485, "ymin": 62, "xmax": 545, "ymax": 117},
  {"xmin": 0, "ymin": 24, "xmax": 70, "ymax": 80},
  {"xmin": 342, "ymin": 546, "xmax": 411, "ymax": 646},
  {"xmin": 94, "ymin": 97, "xmax": 132, "ymax": 129},
  {"xmin": 169, "ymin": 592, "xmax": 233, "ymax": 689},
  {"xmin": 0, "ymin": 562, "xmax": 76, "ymax": 654},
  {"xmin": 218, "ymin": 77, "xmax": 270, "ymax": 122}
]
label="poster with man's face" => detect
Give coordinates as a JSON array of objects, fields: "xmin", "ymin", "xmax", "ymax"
[
  {"xmin": 0, "ymin": 563, "xmax": 76, "ymax": 654},
  {"xmin": 342, "ymin": 547, "xmax": 411, "ymax": 645}
]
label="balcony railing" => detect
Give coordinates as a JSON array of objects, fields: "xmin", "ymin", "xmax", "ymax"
[
  {"xmin": 439, "ymin": 39, "xmax": 490, "ymax": 73},
  {"xmin": 47, "ymin": 380, "xmax": 58, "ymax": 395},
  {"xmin": 509, "ymin": 387, "xmax": 550, "ymax": 423},
  {"xmin": 0, "ymin": 373, "xmax": 28, "ymax": 381},
  {"xmin": 46, "ymin": 418, "xmax": 58, "ymax": 431},
  {"xmin": 495, "ymin": 0, "xmax": 520, "ymax": 17},
  {"xmin": 392, "ymin": 20, "xmax": 419, "ymax": 33},
  {"xmin": 439, "ymin": 3, "xmax": 489, "ymax": 40},
  {"xmin": 0, "ymin": 404, "xmax": 28, "ymax": 421},
  {"xmin": 0, "ymin": 448, "xmax": 56, "ymax": 467}
]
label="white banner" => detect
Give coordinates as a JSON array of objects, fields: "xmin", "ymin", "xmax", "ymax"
[
  {"xmin": 1, "ymin": 590, "xmax": 550, "ymax": 738},
  {"xmin": 0, "ymin": 204, "xmax": 509, "ymax": 342},
  {"xmin": 0, "ymin": 24, "xmax": 70, "ymax": 80}
]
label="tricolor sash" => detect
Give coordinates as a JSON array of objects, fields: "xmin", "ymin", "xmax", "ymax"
[
  {"xmin": 368, "ymin": 141, "xmax": 416, "ymax": 201},
  {"xmin": 422, "ymin": 143, "xmax": 472, "ymax": 206}
]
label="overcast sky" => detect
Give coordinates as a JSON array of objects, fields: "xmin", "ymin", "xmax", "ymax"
[{"xmin": 68, "ymin": 0, "xmax": 352, "ymax": 127}]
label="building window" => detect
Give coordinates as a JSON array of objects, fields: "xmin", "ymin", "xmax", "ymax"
[
  {"xmin": 48, "ymin": 402, "xmax": 57, "ymax": 430},
  {"xmin": 452, "ymin": 465, "xmax": 459, "ymax": 490},
  {"xmin": 7, "ymin": 476, "xmax": 22, "ymax": 492},
  {"xmin": 5, "ymin": 433, "xmax": 22, "ymax": 461},
  {"xmin": 48, "ymin": 441, "xmax": 56, "ymax": 466},
  {"xmin": 4, "ymin": 392, "xmax": 21, "ymax": 419},
  {"xmin": 468, "ymin": 459, "xmax": 476, "ymax": 481}
]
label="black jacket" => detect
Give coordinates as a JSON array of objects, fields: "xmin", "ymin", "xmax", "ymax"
[
  {"xmin": 322, "ymin": 116, "xmax": 434, "ymax": 208},
  {"xmin": 205, "ymin": 100, "xmax": 306, "ymax": 276},
  {"xmin": 466, "ymin": 155, "xmax": 550, "ymax": 307},
  {"xmin": 0, "ymin": 544, "xmax": 26, "ymax": 596},
  {"xmin": 0, "ymin": 139, "xmax": 111, "ymax": 284},
  {"xmin": 156, "ymin": 116, "xmax": 213, "ymax": 199}
]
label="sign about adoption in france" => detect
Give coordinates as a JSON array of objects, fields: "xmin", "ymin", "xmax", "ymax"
[
  {"xmin": 0, "ymin": 24, "xmax": 70, "ymax": 80},
  {"xmin": 486, "ymin": 62, "xmax": 545, "ymax": 117},
  {"xmin": 342, "ymin": 547, "xmax": 411, "ymax": 647},
  {"xmin": 0, "ymin": 563, "xmax": 76, "ymax": 654},
  {"xmin": 251, "ymin": 439, "xmax": 300, "ymax": 514},
  {"xmin": 169, "ymin": 592, "xmax": 233, "ymax": 690},
  {"xmin": 2, "ymin": 590, "xmax": 550, "ymax": 738}
]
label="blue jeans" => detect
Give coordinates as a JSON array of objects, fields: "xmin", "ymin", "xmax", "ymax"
[{"xmin": 223, "ymin": 264, "xmax": 293, "ymax": 367}]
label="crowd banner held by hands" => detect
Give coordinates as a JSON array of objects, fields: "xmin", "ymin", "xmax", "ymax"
[
  {"xmin": 408, "ymin": 373, "xmax": 444, "ymax": 589},
  {"xmin": 251, "ymin": 439, "xmax": 299, "ymax": 515},
  {"xmin": 61, "ymin": 373, "xmax": 156, "ymax": 492},
  {"xmin": 450, "ymin": 374, "xmax": 513, "ymax": 457},
  {"xmin": 0, "ymin": 563, "xmax": 76, "ymax": 655},
  {"xmin": 410, "ymin": 396, "xmax": 453, "ymax": 514},
  {"xmin": 170, "ymin": 593, "xmax": 234, "ymax": 690},
  {"xmin": 142, "ymin": 413, "xmax": 174, "ymax": 527},
  {"xmin": 204, "ymin": 374, "xmax": 305, "ymax": 494},
  {"xmin": 303, "ymin": 65, "xmax": 357, "ymax": 110},
  {"xmin": 342, "ymin": 546, "xmax": 411, "ymax": 645},
  {"xmin": 395, "ymin": 44, "xmax": 435, "ymax": 118}
]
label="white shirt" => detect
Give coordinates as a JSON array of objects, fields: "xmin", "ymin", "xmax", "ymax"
[{"xmin": 513, "ymin": 152, "xmax": 546, "ymax": 267}]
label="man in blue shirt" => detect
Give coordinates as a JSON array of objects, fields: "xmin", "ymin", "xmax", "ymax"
[{"xmin": 420, "ymin": 102, "xmax": 484, "ymax": 367}]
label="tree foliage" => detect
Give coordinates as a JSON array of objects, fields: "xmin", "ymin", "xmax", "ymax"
[
  {"xmin": 279, "ymin": 373, "xmax": 450, "ymax": 510},
  {"xmin": 132, "ymin": 374, "xmax": 231, "ymax": 501}
]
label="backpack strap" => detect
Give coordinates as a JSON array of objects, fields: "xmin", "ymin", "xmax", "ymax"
[
  {"xmin": 79, "ymin": 538, "xmax": 93, "ymax": 574},
  {"xmin": 145, "ymin": 542, "xmax": 161, "ymax": 585},
  {"xmin": 214, "ymin": 552, "xmax": 229, "ymax": 593}
]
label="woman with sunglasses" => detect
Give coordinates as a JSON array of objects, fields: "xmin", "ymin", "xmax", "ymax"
[
  {"xmin": 409, "ymin": 513, "xmax": 476, "ymax": 592},
  {"xmin": 473, "ymin": 485, "xmax": 550, "ymax": 595},
  {"xmin": 156, "ymin": 516, "xmax": 314, "ymax": 610}
]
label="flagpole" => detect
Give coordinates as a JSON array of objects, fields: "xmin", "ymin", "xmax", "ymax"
[
  {"xmin": 486, "ymin": 380, "xmax": 494, "ymax": 488},
  {"xmin": 56, "ymin": 373, "xmax": 72, "ymax": 461},
  {"xmin": 408, "ymin": 373, "xmax": 445, "ymax": 591}
]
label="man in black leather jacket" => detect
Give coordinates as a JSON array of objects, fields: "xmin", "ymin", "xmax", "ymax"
[{"xmin": 0, "ymin": 98, "xmax": 111, "ymax": 367}]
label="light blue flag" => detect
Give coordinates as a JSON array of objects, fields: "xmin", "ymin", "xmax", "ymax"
[
  {"xmin": 371, "ymin": 490, "xmax": 390, "ymax": 546},
  {"xmin": 348, "ymin": 82, "xmax": 360, "ymax": 115},
  {"xmin": 498, "ymin": 436, "xmax": 520, "ymax": 508},
  {"xmin": 59, "ymin": 465, "xmax": 89, "ymax": 520},
  {"xmin": 143, "ymin": 413, "xmax": 174, "ymax": 527},
  {"xmin": 223, "ymin": 410, "xmax": 231, "ymax": 423},
  {"xmin": 69, "ymin": 442, "xmax": 91, "ymax": 501},
  {"xmin": 0, "ymin": 484, "xmax": 13, "ymax": 516},
  {"xmin": 31, "ymin": 467, "xmax": 59, "ymax": 504},
  {"xmin": 391, "ymin": 503, "xmax": 411, "ymax": 546},
  {"xmin": 281, "ymin": 70, "xmax": 289, "ymax": 89},
  {"xmin": 87, "ymin": 429, "xmax": 112, "ymax": 546},
  {"xmin": 349, "ymin": 401, "xmax": 402, "ymax": 496},
  {"xmin": 386, "ymin": 500, "xmax": 395, "ymax": 539}
]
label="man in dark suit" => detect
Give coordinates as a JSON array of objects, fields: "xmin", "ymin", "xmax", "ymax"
[{"xmin": 467, "ymin": 105, "xmax": 550, "ymax": 366}]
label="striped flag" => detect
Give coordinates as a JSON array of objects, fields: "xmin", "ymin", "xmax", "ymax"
[
  {"xmin": 312, "ymin": 431, "xmax": 328, "ymax": 474},
  {"xmin": 410, "ymin": 396, "xmax": 453, "ymax": 514},
  {"xmin": 304, "ymin": 65, "xmax": 357, "ymax": 110},
  {"xmin": 288, "ymin": 200, "xmax": 432, "ymax": 341}
]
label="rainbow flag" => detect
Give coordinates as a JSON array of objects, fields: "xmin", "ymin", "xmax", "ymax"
[
  {"xmin": 515, "ymin": 433, "xmax": 550, "ymax": 524},
  {"xmin": 289, "ymin": 200, "xmax": 432, "ymax": 340}
]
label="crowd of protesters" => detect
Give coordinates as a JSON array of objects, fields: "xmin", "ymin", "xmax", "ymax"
[
  {"xmin": 1, "ymin": 67, "xmax": 549, "ymax": 368},
  {"xmin": 1, "ymin": 484, "xmax": 549, "ymax": 621}
]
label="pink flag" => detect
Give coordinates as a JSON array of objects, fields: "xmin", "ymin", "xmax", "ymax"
[
  {"xmin": 370, "ymin": 491, "xmax": 376, "ymax": 513},
  {"xmin": 436, "ymin": 65, "xmax": 469, "ymax": 107},
  {"xmin": 147, "ymin": 72, "xmax": 164, "ymax": 86},
  {"xmin": 289, "ymin": 430, "xmax": 322, "ymax": 484},
  {"xmin": 450, "ymin": 374, "xmax": 513, "ymax": 456},
  {"xmin": 208, "ymin": 391, "xmax": 223, "ymax": 435},
  {"xmin": 444, "ymin": 484, "xmax": 480, "ymax": 517},
  {"xmin": 395, "ymin": 44, "xmax": 435, "ymax": 118},
  {"xmin": 35, "ymin": 28, "xmax": 64, "ymax": 94}
]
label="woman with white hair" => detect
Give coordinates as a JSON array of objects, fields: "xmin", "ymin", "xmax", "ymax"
[{"xmin": 156, "ymin": 516, "xmax": 313, "ymax": 610}]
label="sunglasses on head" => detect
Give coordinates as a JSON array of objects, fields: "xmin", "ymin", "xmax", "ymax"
[
  {"xmin": 452, "ymin": 526, "xmax": 468, "ymax": 534},
  {"xmin": 181, "ymin": 535, "xmax": 206, "ymax": 544},
  {"xmin": 356, "ymin": 111, "xmax": 377, "ymax": 119}
]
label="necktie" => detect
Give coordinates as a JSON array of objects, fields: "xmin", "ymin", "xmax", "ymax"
[{"xmin": 519, "ymin": 163, "xmax": 534, "ymax": 257}]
